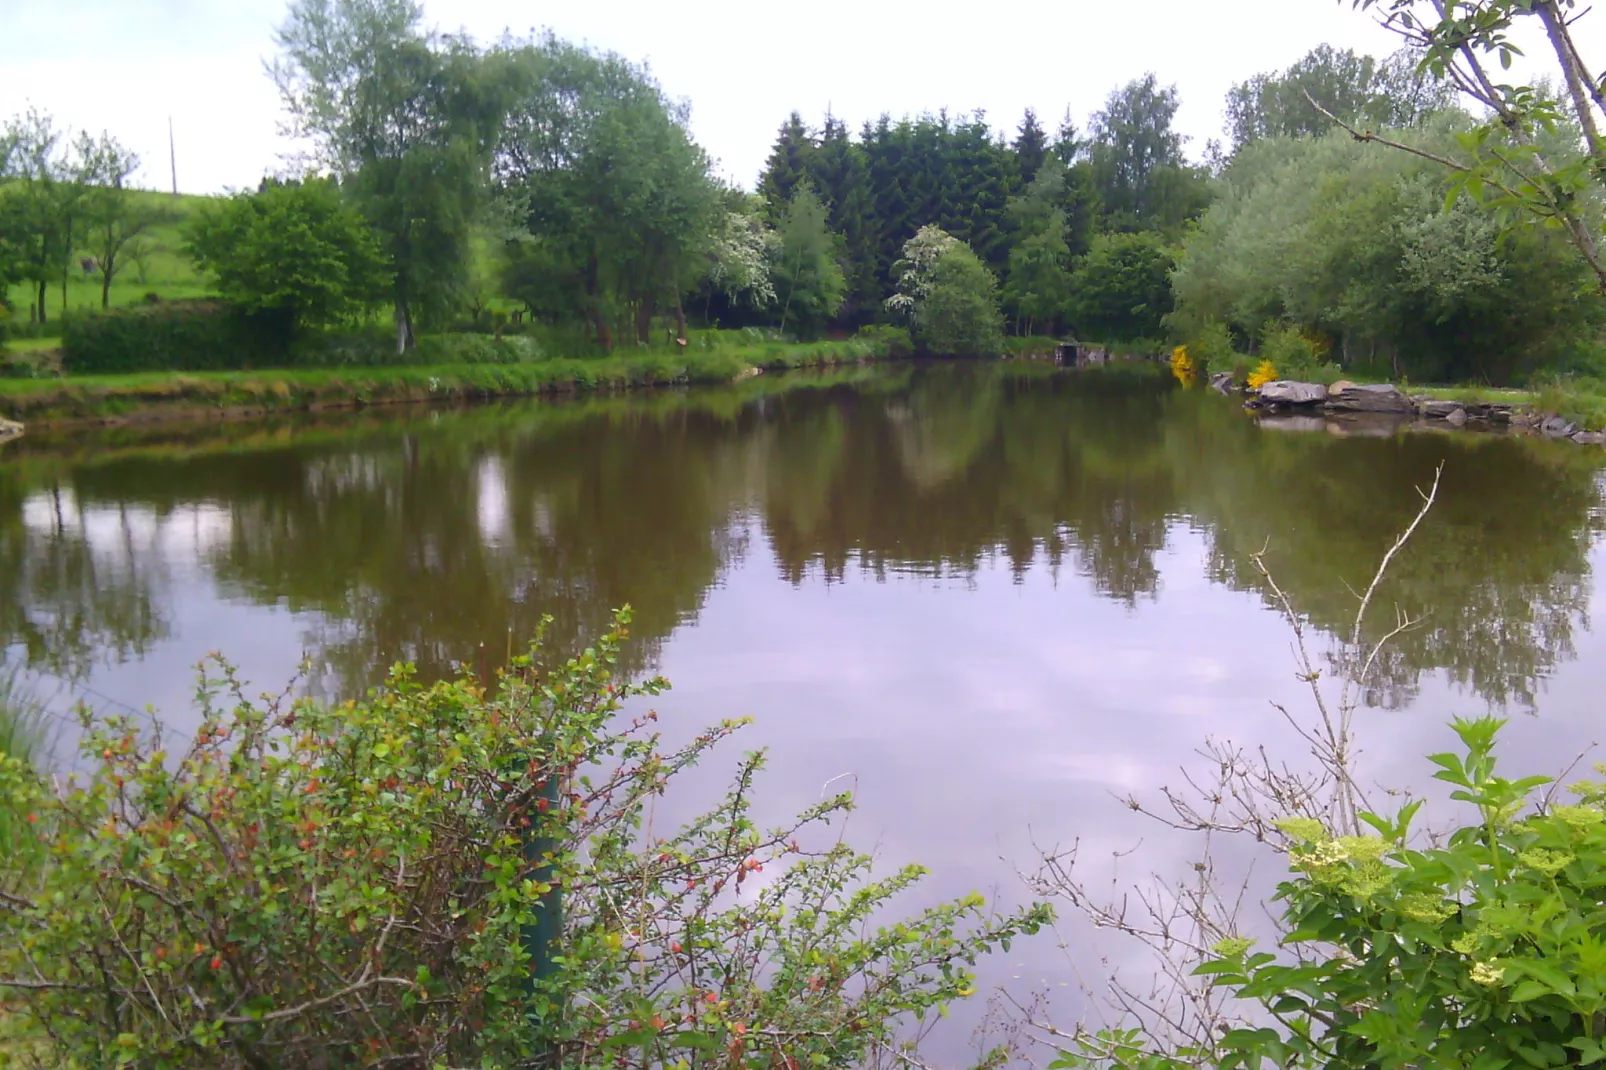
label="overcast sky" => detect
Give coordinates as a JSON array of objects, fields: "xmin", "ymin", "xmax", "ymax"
[{"xmin": 2, "ymin": 0, "xmax": 1599, "ymax": 195}]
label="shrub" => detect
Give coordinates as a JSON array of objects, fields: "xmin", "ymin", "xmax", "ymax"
[
  {"xmin": 915, "ymin": 244, "xmax": 1007, "ymax": 356},
  {"xmin": 1247, "ymin": 359, "xmax": 1278, "ymax": 390},
  {"xmin": 0, "ymin": 613, "xmax": 1048, "ymax": 1067},
  {"xmin": 1260, "ymin": 321, "xmax": 1341, "ymax": 383},
  {"xmin": 1185, "ymin": 319, "xmax": 1239, "ymax": 379},
  {"xmin": 853, "ymin": 323, "xmax": 914, "ymax": 358},
  {"xmin": 1057, "ymin": 717, "xmax": 1606, "ymax": 1070},
  {"xmin": 62, "ymin": 301, "xmax": 289, "ymax": 375}
]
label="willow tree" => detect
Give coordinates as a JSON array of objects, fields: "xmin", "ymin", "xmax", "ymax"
[
  {"xmin": 1343, "ymin": 0, "xmax": 1606, "ymax": 290},
  {"xmin": 271, "ymin": 0, "xmax": 507, "ymax": 350},
  {"xmin": 495, "ymin": 35, "xmax": 722, "ymax": 348}
]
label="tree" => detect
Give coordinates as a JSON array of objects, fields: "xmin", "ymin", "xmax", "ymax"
[
  {"xmin": 272, "ymin": 0, "xmax": 508, "ymax": 351},
  {"xmin": 1167, "ymin": 121, "xmax": 1599, "ymax": 383},
  {"xmin": 1226, "ymin": 44, "xmax": 1452, "ymax": 153},
  {"xmin": 1342, "ymin": 0, "xmax": 1606, "ymax": 289},
  {"xmin": 1088, "ymin": 75, "xmax": 1187, "ymax": 229},
  {"xmin": 758, "ymin": 111, "xmax": 816, "ymax": 223},
  {"xmin": 702, "ymin": 199, "xmax": 776, "ymax": 315},
  {"xmin": 1013, "ymin": 108, "xmax": 1050, "ymax": 186},
  {"xmin": 1003, "ymin": 167, "xmax": 1074, "ymax": 336},
  {"xmin": 807, "ymin": 114, "xmax": 879, "ymax": 323},
  {"xmin": 74, "ymin": 132, "xmax": 156, "ymax": 309},
  {"xmin": 887, "ymin": 225, "xmax": 1004, "ymax": 354},
  {"xmin": 186, "ymin": 178, "xmax": 390, "ymax": 332},
  {"xmin": 917, "ymin": 241, "xmax": 1006, "ymax": 355},
  {"xmin": 1, "ymin": 108, "xmax": 88, "ymax": 324},
  {"xmin": 772, "ymin": 183, "xmax": 846, "ymax": 339},
  {"xmin": 1071, "ymin": 230, "xmax": 1176, "ymax": 341},
  {"xmin": 496, "ymin": 34, "xmax": 723, "ymax": 347}
]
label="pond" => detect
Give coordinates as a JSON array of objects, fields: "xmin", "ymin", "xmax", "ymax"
[{"xmin": 3, "ymin": 360, "xmax": 1605, "ymax": 1052}]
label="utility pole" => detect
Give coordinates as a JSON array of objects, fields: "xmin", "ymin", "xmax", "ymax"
[{"xmin": 168, "ymin": 116, "xmax": 178, "ymax": 197}]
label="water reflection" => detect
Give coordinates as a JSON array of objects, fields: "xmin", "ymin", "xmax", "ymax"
[{"xmin": 0, "ymin": 363, "xmax": 1601, "ymax": 712}]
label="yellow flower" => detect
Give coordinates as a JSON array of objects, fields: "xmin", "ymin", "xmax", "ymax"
[
  {"xmin": 1247, "ymin": 359, "xmax": 1278, "ymax": 390},
  {"xmin": 1170, "ymin": 345, "xmax": 1197, "ymax": 387}
]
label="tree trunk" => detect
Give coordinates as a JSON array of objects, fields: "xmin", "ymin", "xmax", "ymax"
[
  {"xmin": 36, "ymin": 280, "xmax": 46, "ymax": 325},
  {"xmin": 101, "ymin": 259, "xmax": 112, "ymax": 310},
  {"xmin": 394, "ymin": 299, "xmax": 414, "ymax": 354},
  {"xmin": 635, "ymin": 299, "xmax": 653, "ymax": 346},
  {"xmin": 674, "ymin": 295, "xmax": 687, "ymax": 344}
]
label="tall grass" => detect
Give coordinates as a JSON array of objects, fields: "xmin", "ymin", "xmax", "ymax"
[{"xmin": 0, "ymin": 670, "xmax": 47, "ymax": 883}]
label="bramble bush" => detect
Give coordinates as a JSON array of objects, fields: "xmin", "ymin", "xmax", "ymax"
[{"xmin": 0, "ymin": 610, "xmax": 1048, "ymax": 1068}]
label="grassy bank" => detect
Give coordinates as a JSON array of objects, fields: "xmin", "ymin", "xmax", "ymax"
[{"xmin": 0, "ymin": 337, "xmax": 896, "ymax": 425}]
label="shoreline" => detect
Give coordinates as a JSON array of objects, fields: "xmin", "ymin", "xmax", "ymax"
[{"xmin": 0, "ymin": 343, "xmax": 892, "ymax": 431}]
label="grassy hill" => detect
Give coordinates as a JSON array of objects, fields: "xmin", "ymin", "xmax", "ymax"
[{"xmin": 5, "ymin": 189, "xmax": 219, "ymax": 323}]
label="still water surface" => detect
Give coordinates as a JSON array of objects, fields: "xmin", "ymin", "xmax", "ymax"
[{"xmin": 4, "ymin": 361, "xmax": 1605, "ymax": 1048}]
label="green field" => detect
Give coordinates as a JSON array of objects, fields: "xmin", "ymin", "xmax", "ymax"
[{"xmin": 5, "ymin": 189, "xmax": 218, "ymax": 323}]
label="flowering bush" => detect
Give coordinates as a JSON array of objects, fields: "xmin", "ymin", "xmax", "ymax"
[
  {"xmin": 1169, "ymin": 345, "xmax": 1197, "ymax": 387},
  {"xmin": 1247, "ymin": 359, "xmax": 1278, "ymax": 391},
  {"xmin": 1053, "ymin": 717, "xmax": 1606, "ymax": 1069},
  {"xmin": 0, "ymin": 611, "xmax": 1048, "ymax": 1068}
]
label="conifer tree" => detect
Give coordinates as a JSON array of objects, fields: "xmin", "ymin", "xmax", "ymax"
[
  {"xmin": 757, "ymin": 112, "xmax": 817, "ymax": 223},
  {"xmin": 1012, "ymin": 108, "xmax": 1049, "ymax": 186}
]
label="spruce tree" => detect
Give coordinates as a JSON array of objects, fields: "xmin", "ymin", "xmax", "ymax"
[
  {"xmin": 757, "ymin": 112, "xmax": 817, "ymax": 223},
  {"xmin": 1012, "ymin": 108, "xmax": 1049, "ymax": 187}
]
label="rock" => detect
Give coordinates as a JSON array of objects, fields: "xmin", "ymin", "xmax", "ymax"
[
  {"xmin": 0, "ymin": 418, "xmax": 21, "ymax": 445},
  {"xmin": 1257, "ymin": 380, "xmax": 1328, "ymax": 406},
  {"xmin": 1327, "ymin": 380, "xmax": 1356, "ymax": 396},
  {"xmin": 1445, "ymin": 407, "xmax": 1468, "ymax": 428},
  {"xmin": 1542, "ymin": 414, "xmax": 1579, "ymax": 439},
  {"xmin": 1419, "ymin": 399, "xmax": 1459, "ymax": 419},
  {"xmin": 1573, "ymin": 430, "xmax": 1606, "ymax": 445},
  {"xmin": 1324, "ymin": 383, "xmax": 1415, "ymax": 415},
  {"xmin": 1209, "ymin": 372, "xmax": 1234, "ymax": 395}
]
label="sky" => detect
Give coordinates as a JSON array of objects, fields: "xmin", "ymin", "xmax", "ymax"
[{"xmin": 1, "ymin": 0, "xmax": 1600, "ymax": 195}]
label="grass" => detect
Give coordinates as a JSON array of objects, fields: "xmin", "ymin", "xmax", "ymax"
[
  {"xmin": 4, "ymin": 189, "xmax": 216, "ymax": 326},
  {"xmin": 0, "ymin": 335, "xmax": 899, "ymax": 424}
]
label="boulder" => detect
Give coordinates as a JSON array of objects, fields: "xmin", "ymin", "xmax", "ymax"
[
  {"xmin": 1418, "ymin": 399, "xmax": 1459, "ymax": 419},
  {"xmin": 1209, "ymin": 371, "xmax": 1234, "ymax": 395},
  {"xmin": 1327, "ymin": 380, "xmax": 1356, "ymax": 396},
  {"xmin": 1445, "ymin": 407, "xmax": 1468, "ymax": 428},
  {"xmin": 1542, "ymin": 415, "xmax": 1579, "ymax": 439},
  {"xmin": 1324, "ymin": 383, "xmax": 1415, "ymax": 415},
  {"xmin": 0, "ymin": 418, "xmax": 21, "ymax": 445},
  {"xmin": 1257, "ymin": 380, "xmax": 1328, "ymax": 406},
  {"xmin": 1572, "ymin": 430, "xmax": 1606, "ymax": 445}
]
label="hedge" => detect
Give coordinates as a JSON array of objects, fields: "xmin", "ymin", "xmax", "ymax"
[{"xmin": 62, "ymin": 301, "xmax": 290, "ymax": 375}]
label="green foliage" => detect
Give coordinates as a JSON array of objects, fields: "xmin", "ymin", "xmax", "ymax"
[
  {"xmin": 1054, "ymin": 717, "xmax": 1606, "ymax": 1070},
  {"xmin": 1088, "ymin": 75, "xmax": 1213, "ymax": 234},
  {"xmin": 915, "ymin": 242, "xmax": 1007, "ymax": 356},
  {"xmin": 853, "ymin": 323, "xmax": 914, "ymax": 358},
  {"xmin": 1184, "ymin": 319, "xmax": 1241, "ymax": 379},
  {"xmin": 1004, "ymin": 166, "xmax": 1076, "ymax": 336},
  {"xmin": 496, "ymin": 34, "xmax": 724, "ymax": 349},
  {"xmin": 1259, "ymin": 322, "xmax": 1340, "ymax": 382},
  {"xmin": 1226, "ymin": 44, "xmax": 1454, "ymax": 153},
  {"xmin": 274, "ymin": 0, "xmax": 508, "ymax": 349},
  {"xmin": 772, "ymin": 183, "xmax": 847, "ymax": 340},
  {"xmin": 0, "ymin": 613, "xmax": 1048, "ymax": 1066},
  {"xmin": 1072, "ymin": 231, "xmax": 1176, "ymax": 342},
  {"xmin": 186, "ymin": 178, "xmax": 390, "ymax": 331},
  {"xmin": 1170, "ymin": 122, "xmax": 1602, "ymax": 384},
  {"xmin": 62, "ymin": 301, "xmax": 286, "ymax": 375}
]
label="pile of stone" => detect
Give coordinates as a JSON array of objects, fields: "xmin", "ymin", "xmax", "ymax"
[
  {"xmin": 1245, "ymin": 380, "xmax": 1602, "ymax": 445},
  {"xmin": 0, "ymin": 418, "xmax": 22, "ymax": 445}
]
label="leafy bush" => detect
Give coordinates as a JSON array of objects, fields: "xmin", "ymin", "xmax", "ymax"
[
  {"xmin": 1056, "ymin": 717, "xmax": 1606, "ymax": 1070},
  {"xmin": 1071, "ymin": 232, "xmax": 1176, "ymax": 343},
  {"xmin": 1184, "ymin": 319, "xmax": 1240, "ymax": 380},
  {"xmin": 0, "ymin": 613, "xmax": 1047, "ymax": 1067},
  {"xmin": 1260, "ymin": 321, "xmax": 1341, "ymax": 383},
  {"xmin": 186, "ymin": 178, "xmax": 390, "ymax": 331},
  {"xmin": 915, "ymin": 243, "xmax": 1006, "ymax": 356},
  {"xmin": 62, "ymin": 301, "xmax": 289, "ymax": 375},
  {"xmin": 853, "ymin": 323, "xmax": 914, "ymax": 358}
]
